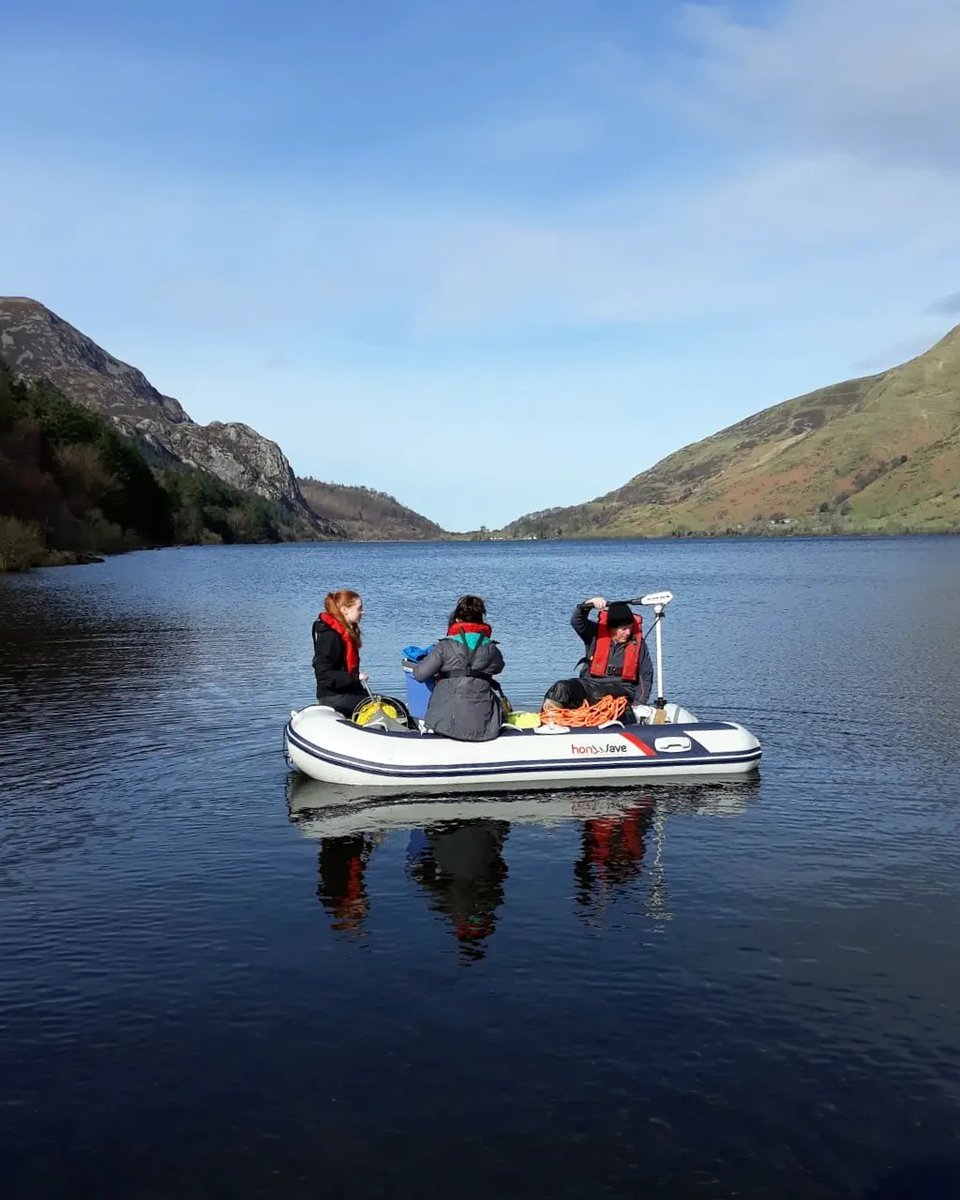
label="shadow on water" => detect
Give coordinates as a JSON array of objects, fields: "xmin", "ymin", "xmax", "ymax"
[{"xmin": 288, "ymin": 774, "xmax": 760, "ymax": 960}]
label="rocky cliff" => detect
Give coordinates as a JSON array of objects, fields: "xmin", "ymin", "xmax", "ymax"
[{"xmin": 0, "ymin": 297, "xmax": 343, "ymax": 539}]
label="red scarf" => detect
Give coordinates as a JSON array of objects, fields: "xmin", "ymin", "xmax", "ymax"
[
  {"xmin": 446, "ymin": 621, "xmax": 492, "ymax": 639},
  {"xmin": 319, "ymin": 611, "xmax": 359, "ymax": 674}
]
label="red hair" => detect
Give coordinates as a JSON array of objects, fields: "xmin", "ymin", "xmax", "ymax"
[{"xmin": 322, "ymin": 589, "xmax": 363, "ymax": 650}]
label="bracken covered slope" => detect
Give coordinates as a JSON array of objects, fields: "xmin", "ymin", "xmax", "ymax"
[{"xmin": 505, "ymin": 323, "xmax": 960, "ymax": 538}]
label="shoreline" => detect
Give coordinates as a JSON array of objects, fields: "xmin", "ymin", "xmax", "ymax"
[{"xmin": 4, "ymin": 525, "xmax": 958, "ymax": 574}]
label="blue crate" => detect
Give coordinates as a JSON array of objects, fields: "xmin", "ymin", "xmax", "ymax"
[{"xmin": 402, "ymin": 660, "xmax": 435, "ymax": 721}]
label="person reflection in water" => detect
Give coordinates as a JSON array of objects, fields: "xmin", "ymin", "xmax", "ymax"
[
  {"xmin": 317, "ymin": 835, "xmax": 377, "ymax": 935},
  {"xmin": 407, "ymin": 820, "xmax": 510, "ymax": 962},
  {"xmin": 574, "ymin": 803, "xmax": 653, "ymax": 911}
]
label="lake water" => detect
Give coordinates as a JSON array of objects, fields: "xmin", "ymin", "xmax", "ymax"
[{"xmin": 2, "ymin": 538, "xmax": 959, "ymax": 1199}]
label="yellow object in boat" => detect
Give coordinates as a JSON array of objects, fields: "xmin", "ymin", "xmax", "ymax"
[
  {"xmin": 506, "ymin": 710, "xmax": 541, "ymax": 729},
  {"xmin": 354, "ymin": 697, "xmax": 404, "ymax": 725}
]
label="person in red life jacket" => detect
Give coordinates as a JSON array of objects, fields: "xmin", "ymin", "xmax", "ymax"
[
  {"xmin": 412, "ymin": 595, "xmax": 505, "ymax": 741},
  {"xmin": 574, "ymin": 804, "xmax": 653, "ymax": 910},
  {"xmin": 542, "ymin": 596, "xmax": 653, "ymax": 713},
  {"xmin": 312, "ymin": 589, "xmax": 369, "ymax": 717},
  {"xmin": 317, "ymin": 834, "xmax": 376, "ymax": 935}
]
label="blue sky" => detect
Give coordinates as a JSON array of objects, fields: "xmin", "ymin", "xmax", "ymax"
[{"xmin": 2, "ymin": 0, "xmax": 959, "ymax": 530}]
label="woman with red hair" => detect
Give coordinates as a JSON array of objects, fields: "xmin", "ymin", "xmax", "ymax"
[{"xmin": 312, "ymin": 589, "xmax": 369, "ymax": 717}]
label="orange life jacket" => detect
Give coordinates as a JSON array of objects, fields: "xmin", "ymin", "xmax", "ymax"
[{"xmin": 588, "ymin": 610, "xmax": 643, "ymax": 681}]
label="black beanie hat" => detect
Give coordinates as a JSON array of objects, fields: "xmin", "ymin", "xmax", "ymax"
[{"xmin": 605, "ymin": 601, "xmax": 634, "ymax": 627}]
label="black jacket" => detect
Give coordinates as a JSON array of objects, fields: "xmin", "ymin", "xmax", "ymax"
[
  {"xmin": 312, "ymin": 620, "xmax": 364, "ymax": 700},
  {"xmin": 571, "ymin": 604, "xmax": 654, "ymax": 703}
]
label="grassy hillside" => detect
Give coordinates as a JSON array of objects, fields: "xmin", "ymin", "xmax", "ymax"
[
  {"xmin": 298, "ymin": 477, "xmax": 445, "ymax": 540},
  {"xmin": 506, "ymin": 324, "xmax": 960, "ymax": 538}
]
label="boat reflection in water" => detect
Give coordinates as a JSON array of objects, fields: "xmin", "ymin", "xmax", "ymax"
[{"xmin": 287, "ymin": 775, "xmax": 758, "ymax": 958}]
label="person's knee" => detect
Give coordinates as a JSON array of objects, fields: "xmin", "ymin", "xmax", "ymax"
[
  {"xmin": 543, "ymin": 678, "xmax": 586, "ymax": 707},
  {"xmin": 582, "ymin": 680, "xmax": 631, "ymax": 704}
]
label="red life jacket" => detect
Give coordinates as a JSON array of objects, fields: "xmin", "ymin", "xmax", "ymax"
[
  {"xmin": 446, "ymin": 621, "xmax": 493, "ymax": 640},
  {"xmin": 318, "ymin": 611, "xmax": 359, "ymax": 674},
  {"xmin": 588, "ymin": 610, "xmax": 643, "ymax": 680}
]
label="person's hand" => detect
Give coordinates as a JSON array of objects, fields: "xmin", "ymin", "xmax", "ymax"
[
  {"xmin": 359, "ymin": 672, "xmax": 369, "ymax": 683},
  {"xmin": 586, "ymin": 596, "xmax": 606, "ymax": 610}
]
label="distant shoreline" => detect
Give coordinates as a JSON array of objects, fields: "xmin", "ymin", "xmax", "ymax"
[{"xmin": 6, "ymin": 526, "xmax": 958, "ymax": 574}]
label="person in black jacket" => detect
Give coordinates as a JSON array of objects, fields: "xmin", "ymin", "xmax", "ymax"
[
  {"xmin": 543, "ymin": 596, "xmax": 653, "ymax": 712},
  {"xmin": 312, "ymin": 589, "xmax": 369, "ymax": 717}
]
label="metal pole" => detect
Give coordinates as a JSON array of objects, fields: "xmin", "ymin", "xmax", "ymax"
[{"xmin": 652, "ymin": 604, "xmax": 667, "ymax": 724}]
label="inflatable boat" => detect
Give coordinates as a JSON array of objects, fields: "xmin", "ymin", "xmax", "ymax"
[
  {"xmin": 284, "ymin": 703, "xmax": 760, "ymax": 788},
  {"xmin": 283, "ymin": 590, "xmax": 762, "ymax": 789}
]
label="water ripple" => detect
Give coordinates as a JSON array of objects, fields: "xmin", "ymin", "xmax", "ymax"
[{"xmin": 2, "ymin": 538, "xmax": 960, "ymax": 1199}]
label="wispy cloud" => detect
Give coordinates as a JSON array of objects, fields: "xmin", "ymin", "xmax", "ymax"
[
  {"xmin": 674, "ymin": 0, "xmax": 960, "ymax": 170},
  {"xmin": 6, "ymin": 147, "xmax": 956, "ymax": 338},
  {"xmin": 926, "ymin": 291, "xmax": 960, "ymax": 316}
]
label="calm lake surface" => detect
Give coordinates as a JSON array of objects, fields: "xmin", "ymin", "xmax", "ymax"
[{"xmin": 2, "ymin": 538, "xmax": 959, "ymax": 1199}]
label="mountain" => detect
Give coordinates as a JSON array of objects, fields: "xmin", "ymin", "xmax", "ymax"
[
  {"xmin": 297, "ymin": 477, "xmax": 446, "ymax": 540},
  {"xmin": 0, "ymin": 363, "xmax": 320, "ymax": 569},
  {"xmin": 0, "ymin": 297, "xmax": 343, "ymax": 539},
  {"xmin": 505, "ymin": 324, "xmax": 960, "ymax": 538}
]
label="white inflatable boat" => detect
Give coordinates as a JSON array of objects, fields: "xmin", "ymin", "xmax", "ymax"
[
  {"xmin": 284, "ymin": 590, "xmax": 761, "ymax": 789},
  {"xmin": 284, "ymin": 702, "xmax": 760, "ymax": 787}
]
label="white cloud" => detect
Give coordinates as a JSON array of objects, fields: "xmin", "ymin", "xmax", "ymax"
[
  {"xmin": 4, "ymin": 0, "xmax": 960, "ymax": 338},
  {"xmin": 409, "ymin": 155, "xmax": 960, "ymax": 329},
  {"xmin": 8, "ymin": 143, "xmax": 956, "ymax": 337},
  {"xmin": 676, "ymin": 0, "xmax": 960, "ymax": 169}
]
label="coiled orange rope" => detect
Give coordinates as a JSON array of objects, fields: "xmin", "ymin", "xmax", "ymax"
[{"xmin": 541, "ymin": 693, "xmax": 629, "ymax": 727}]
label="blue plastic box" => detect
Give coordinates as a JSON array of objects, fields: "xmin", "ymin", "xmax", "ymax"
[{"xmin": 402, "ymin": 659, "xmax": 435, "ymax": 720}]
